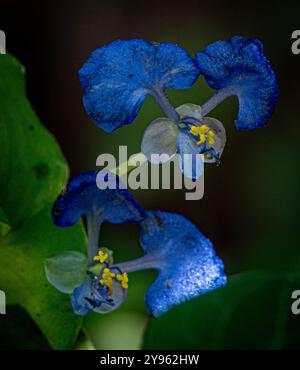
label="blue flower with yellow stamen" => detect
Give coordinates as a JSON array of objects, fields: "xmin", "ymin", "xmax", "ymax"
[
  {"xmin": 45, "ymin": 171, "xmax": 226, "ymax": 316},
  {"xmin": 79, "ymin": 37, "xmax": 278, "ymax": 179}
]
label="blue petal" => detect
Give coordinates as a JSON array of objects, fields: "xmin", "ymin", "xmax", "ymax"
[
  {"xmin": 71, "ymin": 276, "xmax": 96, "ymax": 316},
  {"xmin": 195, "ymin": 36, "xmax": 279, "ymax": 129},
  {"xmin": 177, "ymin": 131, "xmax": 204, "ymax": 179},
  {"xmin": 79, "ymin": 39, "xmax": 199, "ymax": 132},
  {"xmin": 52, "ymin": 170, "xmax": 145, "ymax": 227},
  {"xmin": 140, "ymin": 211, "xmax": 226, "ymax": 317}
]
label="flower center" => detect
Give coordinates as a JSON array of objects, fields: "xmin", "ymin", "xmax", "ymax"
[{"xmin": 93, "ymin": 248, "xmax": 129, "ymax": 296}]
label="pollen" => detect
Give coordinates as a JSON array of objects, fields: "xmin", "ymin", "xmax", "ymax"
[
  {"xmin": 99, "ymin": 268, "xmax": 129, "ymax": 295},
  {"xmin": 190, "ymin": 125, "xmax": 201, "ymax": 136},
  {"xmin": 99, "ymin": 267, "xmax": 116, "ymax": 296},
  {"xmin": 116, "ymin": 272, "xmax": 129, "ymax": 289},
  {"xmin": 94, "ymin": 250, "xmax": 108, "ymax": 263},
  {"xmin": 190, "ymin": 124, "xmax": 215, "ymax": 146},
  {"xmin": 197, "ymin": 133, "xmax": 206, "ymax": 145}
]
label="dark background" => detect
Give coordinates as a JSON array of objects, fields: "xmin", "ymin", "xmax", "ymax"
[{"xmin": 0, "ymin": 0, "xmax": 299, "ymax": 349}]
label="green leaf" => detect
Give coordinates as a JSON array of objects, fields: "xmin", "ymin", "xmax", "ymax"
[
  {"xmin": 45, "ymin": 251, "xmax": 87, "ymax": 294},
  {"xmin": 0, "ymin": 54, "xmax": 68, "ymax": 228},
  {"xmin": 0, "ymin": 204, "xmax": 86, "ymax": 349},
  {"xmin": 0, "ymin": 207, "xmax": 10, "ymax": 237},
  {"xmin": 143, "ymin": 271, "xmax": 300, "ymax": 349},
  {"xmin": 0, "ymin": 53, "xmax": 88, "ymax": 349},
  {"xmin": 0, "ymin": 206, "xmax": 9, "ymax": 224},
  {"xmin": 0, "ymin": 306, "xmax": 51, "ymax": 349}
]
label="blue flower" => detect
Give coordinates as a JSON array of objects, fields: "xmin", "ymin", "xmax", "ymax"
[
  {"xmin": 46, "ymin": 171, "xmax": 226, "ymax": 317},
  {"xmin": 49, "ymin": 170, "xmax": 143, "ymax": 314},
  {"xmin": 79, "ymin": 39, "xmax": 199, "ymax": 132},
  {"xmin": 195, "ymin": 36, "xmax": 279, "ymax": 129}
]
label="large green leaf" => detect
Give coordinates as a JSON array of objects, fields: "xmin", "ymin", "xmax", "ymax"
[
  {"xmin": 0, "ymin": 204, "xmax": 86, "ymax": 349},
  {"xmin": 0, "ymin": 54, "xmax": 68, "ymax": 228},
  {"xmin": 143, "ymin": 271, "xmax": 300, "ymax": 349},
  {"xmin": 0, "ymin": 306, "xmax": 51, "ymax": 350},
  {"xmin": 0, "ymin": 54, "xmax": 87, "ymax": 349}
]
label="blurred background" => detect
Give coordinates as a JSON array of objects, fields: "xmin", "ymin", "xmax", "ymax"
[{"xmin": 0, "ymin": 0, "xmax": 300, "ymax": 349}]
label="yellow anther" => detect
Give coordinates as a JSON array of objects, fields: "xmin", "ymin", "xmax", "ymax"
[
  {"xmin": 99, "ymin": 267, "xmax": 129, "ymax": 295},
  {"xmin": 207, "ymin": 130, "xmax": 215, "ymax": 137},
  {"xmin": 93, "ymin": 250, "xmax": 108, "ymax": 263},
  {"xmin": 190, "ymin": 126, "xmax": 201, "ymax": 136},
  {"xmin": 199, "ymin": 125, "xmax": 209, "ymax": 134},
  {"xmin": 197, "ymin": 133, "xmax": 206, "ymax": 145},
  {"xmin": 99, "ymin": 267, "xmax": 117, "ymax": 296},
  {"xmin": 116, "ymin": 273, "xmax": 129, "ymax": 289},
  {"xmin": 190, "ymin": 124, "xmax": 215, "ymax": 147}
]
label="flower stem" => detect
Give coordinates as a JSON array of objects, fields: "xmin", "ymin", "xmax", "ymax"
[
  {"xmin": 201, "ymin": 87, "xmax": 235, "ymax": 116},
  {"xmin": 87, "ymin": 213, "xmax": 101, "ymax": 267},
  {"xmin": 151, "ymin": 89, "xmax": 179, "ymax": 123},
  {"xmin": 111, "ymin": 255, "xmax": 159, "ymax": 273}
]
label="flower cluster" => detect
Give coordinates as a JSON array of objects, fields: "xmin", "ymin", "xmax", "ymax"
[
  {"xmin": 45, "ymin": 36, "xmax": 278, "ymax": 317},
  {"xmin": 46, "ymin": 171, "xmax": 226, "ymax": 316}
]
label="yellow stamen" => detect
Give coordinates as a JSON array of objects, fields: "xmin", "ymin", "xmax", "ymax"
[
  {"xmin": 93, "ymin": 250, "xmax": 108, "ymax": 263},
  {"xmin": 99, "ymin": 267, "xmax": 116, "ymax": 296},
  {"xmin": 199, "ymin": 125, "xmax": 209, "ymax": 134},
  {"xmin": 197, "ymin": 133, "xmax": 206, "ymax": 145},
  {"xmin": 190, "ymin": 124, "xmax": 216, "ymax": 147},
  {"xmin": 190, "ymin": 126, "xmax": 200, "ymax": 136},
  {"xmin": 207, "ymin": 130, "xmax": 215, "ymax": 137},
  {"xmin": 99, "ymin": 266, "xmax": 129, "ymax": 295},
  {"xmin": 208, "ymin": 137, "xmax": 215, "ymax": 145},
  {"xmin": 116, "ymin": 273, "xmax": 129, "ymax": 289}
]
